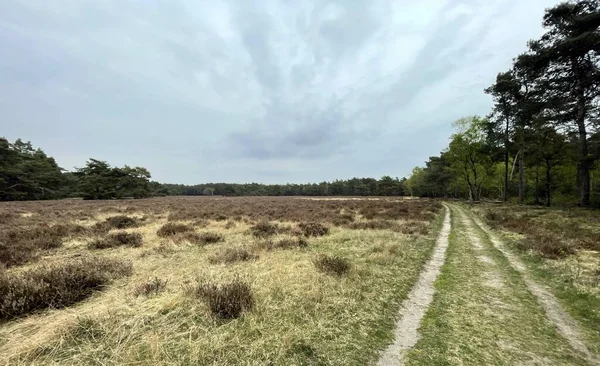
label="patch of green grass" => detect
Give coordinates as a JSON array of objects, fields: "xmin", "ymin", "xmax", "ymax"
[
  {"xmin": 496, "ymin": 232, "xmax": 600, "ymax": 356},
  {"xmin": 407, "ymin": 206, "xmax": 588, "ymax": 365},
  {"xmin": 469, "ymin": 203, "xmax": 600, "ymax": 356}
]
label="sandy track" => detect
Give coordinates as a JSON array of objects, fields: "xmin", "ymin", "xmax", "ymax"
[
  {"xmin": 377, "ymin": 205, "xmax": 451, "ymax": 366},
  {"xmin": 457, "ymin": 205, "xmax": 598, "ymax": 365}
]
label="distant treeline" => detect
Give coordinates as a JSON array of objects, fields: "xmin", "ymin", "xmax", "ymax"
[
  {"xmin": 0, "ymin": 137, "xmax": 406, "ymax": 201},
  {"xmin": 407, "ymin": 1, "xmax": 600, "ymax": 207},
  {"xmin": 159, "ymin": 176, "xmax": 406, "ymax": 197}
]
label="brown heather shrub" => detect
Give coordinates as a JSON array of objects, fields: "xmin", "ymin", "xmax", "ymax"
[
  {"xmin": 90, "ymin": 221, "xmax": 112, "ymax": 235},
  {"xmin": 298, "ymin": 222, "xmax": 329, "ymax": 237},
  {"xmin": 348, "ymin": 220, "xmax": 397, "ymax": 231},
  {"xmin": 105, "ymin": 215, "xmax": 139, "ymax": 229},
  {"xmin": 157, "ymin": 223, "xmax": 194, "ymax": 237},
  {"xmin": 400, "ymin": 222, "xmax": 429, "ymax": 235},
  {"xmin": 314, "ymin": 254, "xmax": 351, "ymax": 276},
  {"xmin": 255, "ymin": 236, "xmax": 308, "ymax": 251},
  {"xmin": 273, "ymin": 237, "xmax": 308, "ymax": 249},
  {"xmin": 332, "ymin": 212, "xmax": 355, "ymax": 226},
  {"xmin": 193, "ymin": 219, "xmax": 209, "ymax": 228},
  {"xmin": 209, "ymin": 248, "xmax": 258, "ymax": 264},
  {"xmin": 516, "ymin": 235, "xmax": 575, "ymax": 259},
  {"xmin": 0, "ymin": 257, "xmax": 132, "ymax": 320},
  {"xmin": 134, "ymin": 277, "xmax": 168, "ymax": 297},
  {"xmin": 578, "ymin": 233, "xmax": 600, "ymax": 251},
  {"xmin": 250, "ymin": 221, "xmax": 281, "ymax": 238},
  {"xmin": 0, "ymin": 223, "xmax": 87, "ymax": 267},
  {"xmin": 88, "ymin": 232, "xmax": 143, "ymax": 249},
  {"xmin": 214, "ymin": 214, "xmax": 228, "ymax": 221},
  {"xmin": 199, "ymin": 232, "xmax": 225, "ymax": 244},
  {"xmin": 189, "ymin": 277, "xmax": 255, "ymax": 319}
]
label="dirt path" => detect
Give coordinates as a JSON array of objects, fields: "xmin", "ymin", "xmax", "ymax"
[
  {"xmin": 457, "ymin": 205, "xmax": 598, "ymax": 365},
  {"xmin": 377, "ymin": 205, "xmax": 451, "ymax": 366}
]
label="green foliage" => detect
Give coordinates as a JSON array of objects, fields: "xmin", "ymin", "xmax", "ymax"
[
  {"xmin": 157, "ymin": 176, "xmax": 406, "ymax": 197},
  {"xmin": 75, "ymin": 159, "xmax": 152, "ymax": 200},
  {"xmin": 408, "ymin": 1, "xmax": 600, "ymax": 207},
  {"xmin": 0, "ymin": 138, "xmax": 68, "ymax": 200}
]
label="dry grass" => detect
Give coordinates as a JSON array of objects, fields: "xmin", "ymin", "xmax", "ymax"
[
  {"xmin": 133, "ymin": 277, "xmax": 168, "ymax": 297},
  {"xmin": 0, "ymin": 196, "xmax": 442, "ymax": 365}
]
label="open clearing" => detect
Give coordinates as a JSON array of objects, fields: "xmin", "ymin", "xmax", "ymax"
[{"xmin": 2, "ymin": 198, "xmax": 599, "ymax": 365}]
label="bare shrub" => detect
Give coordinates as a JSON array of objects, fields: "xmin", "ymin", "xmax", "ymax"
[
  {"xmin": 298, "ymin": 222, "xmax": 329, "ymax": 237},
  {"xmin": 0, "ymin": 224, "xmax": 85, "ymax": 267},
  {"xmin": 134, "ymin": 277, "xmax": 168, "ymax": 297},
  {"xmin": 209, "ymin": 248, "xmax": 257, "ymax": 264},
  {"xmin": 199, "ymin": 232, "xmax": 225, "ymax": 244},
  {"xmin": 516, "ymin": 235, "xmax": 575, "ymax": 259},
  {"xmin": 157, "ymin": 223, "xmax": 194, "ymax": 237},
  {"xmin": 0, "ymin": 257, "xmax": 132, "ymax": 320},
  {"xmin": 400, "ymin": 222, "xmax": 429, "ymax": 235},
  {"xmin": 274, "ymin": 237, "xmax": 308, "ymax": 249},
  {"xmin": 250, "ymin": 221, "xmax": 280, "ymax": 238},
  {"xmin": 88, "ymin": 232, "xmax": 143, "ymax": 249},
  {"xmin": 105, "ymin": 215, "xmax": 139, "ymax": 229},
  {"xmin": 189, "ymin": 277, "xmax": 254, "ymax": 319},
  {"xmin": 348, "ymin": 220, "xmax": 397, "ymax": 231},
  {"xmin": 314, "ymin": 255, "xmax": 351, "ymax": 276}
]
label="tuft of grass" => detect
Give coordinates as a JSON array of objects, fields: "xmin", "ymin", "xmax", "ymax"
[
  {"xmin": 188, "ymin": 277, "xmax": 255, "ymax": 319},
  {"xmin": 133, "ymin": 277, "xmax": 168, "ymax": 297},
  {"xmin": 0, "ymin": 257, "xmax": 132, "ymax": 320},
  {"xmin": 88, "ymin": 232, "xmax": 143, "ymax": 249},
  {"xmin": 298, "ymin": 222, "xmax": 329, "ymax": 237},
  {"xmin": 314, "ymin": 254, "xmax": 351, "ymax": 276},
  {"xmin": 156, "ymin": 223, "xmax": 194, "ymax": 237},
  {"xmin": 105, "ymin": 215, "xmax": 139, "ymax": 229},
  {"xmin": 209, "ymin": 248, "xmax": 258, "ymax": 264}
]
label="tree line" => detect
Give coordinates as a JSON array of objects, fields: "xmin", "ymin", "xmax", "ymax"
[
  {"xmin": 1, "ymin": 138, "xmax": 153, "ymax": 200},
  {"xmin": 1, "ymin": 137, "xmax": 406, "ymax": 200},
  {"xmin": 158, "ymin": 176, "xmax": 406, "ymax": 197},
  {"xmin": 407, "ymin": 0, "xmax": 600, "ymax": 207}
]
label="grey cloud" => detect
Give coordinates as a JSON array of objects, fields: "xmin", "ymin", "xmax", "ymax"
[{"xmin": 0, "ymin": 0, "xmax": 560, "ymax": 184}]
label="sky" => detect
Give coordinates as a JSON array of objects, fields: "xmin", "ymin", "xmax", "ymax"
[{"xmin": 1, "ymin": 0, "xmax": 561, "ymax": 184}]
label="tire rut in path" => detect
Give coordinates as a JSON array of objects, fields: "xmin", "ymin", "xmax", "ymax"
[
  {"xmin": 456, "ymin": 205, "xmax": 598, "ymax": 365},
  {"xmin": 377, "ymin": 205, "xmax": 451, "ymax": 366}
]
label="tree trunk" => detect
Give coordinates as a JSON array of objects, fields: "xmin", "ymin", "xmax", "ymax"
[
  {"xmin": 518, "ymin": 146, "xmax": 525, "ymax": 204},
  {"xmin": 504, "ymin": 117, "xmax": 510, "ymax": 202},
  {"xmin": 574, "ymin": 58, "xmax": 590, "ymax": 206},
  {"xmin": 534, "ymin": 169, "xmax": 540, "ymax": 205},
  {"xmin": 545, "ymin": 159, "xmax": 552, "ymax": 207}
]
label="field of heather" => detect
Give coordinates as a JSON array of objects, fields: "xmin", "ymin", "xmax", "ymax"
[{"xmin": 0, "ymin": 196, "xmax": 442, "ymax": 365}]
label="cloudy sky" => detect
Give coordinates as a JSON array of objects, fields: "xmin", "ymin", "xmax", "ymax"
[{"xmin": 2, "ymin": 0, "xmax": 560, "ymax": 184}]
